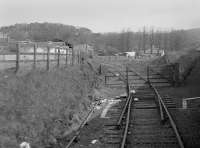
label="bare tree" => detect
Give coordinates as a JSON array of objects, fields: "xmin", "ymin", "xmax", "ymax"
[
  {"xmin": 149, "ymin": 28, "xmax": 154, "ymax": 53},
  {"xmin": 142, "ymin": 26, "xmax": 146, "ymax": 53},
  {"xmin": 136, "ymin": 31, "xmax": 142, "ymax": 51}
]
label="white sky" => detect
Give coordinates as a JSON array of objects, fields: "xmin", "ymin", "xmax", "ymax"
[{"xmin": 1, "ymin": 0, "xmax": 200, "ymax": 32}]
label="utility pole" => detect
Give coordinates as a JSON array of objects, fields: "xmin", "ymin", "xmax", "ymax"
[
  {"xmin": 150, "ymin": 28, "xmax": 154, "ymax": 54},
  {"xmin": 16, "ymin": 43, "xmax": 20, "ymax": 72},
  {"xmin": 142, "ymin": 27, "xmax": 146, "ymax": 53},
  {"xmin": 126, "ymin": 66, "xmax": 129, "ymax": 96}
]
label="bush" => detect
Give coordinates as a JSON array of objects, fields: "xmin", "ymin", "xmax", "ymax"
[{"xmin": 0, "ymin": 65, "xmax": 98, "ymax": 147}]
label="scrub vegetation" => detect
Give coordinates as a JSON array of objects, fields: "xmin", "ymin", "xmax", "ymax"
[{"xmin": 0, "ymin": 64, "xmax": 100, "ymax": 148}]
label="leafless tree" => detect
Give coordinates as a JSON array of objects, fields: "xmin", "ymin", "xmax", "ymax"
[
  {"xmin": 149, "ymin": 28, "xmax": 154, "ymax": 53},
  {"xmin": 142, "ymin": 27, "xmax": 146, "ymax": 52}
]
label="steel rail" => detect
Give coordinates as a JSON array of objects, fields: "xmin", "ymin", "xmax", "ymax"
[
  {"xmin": 120, "ymin": 95, "xmax": 132, "ymax": 148},
  {"xmin": 151, "ymin": 86, "xmax": 164, "ymax": 120},
  {"xmin": 65, "ymin": 105, "xmax": 95, "ymax": 148},
  {"xmin": 183, "ymin": 96, "xmax": 200, "ymax": 101},
  {"xmin": 131, "ymin": 67, "xmax": 184, "ymax": 148},
  {"xmin": 149, "ymin": 83, "xmax": 185, "ymax": 148},
  {"xmin": 104, "ymin": 65, "xmax": 133, "ymax": 147},
  {"xmin": 117, "ymin": 92, "xmax": 131, "ymax": 127}
]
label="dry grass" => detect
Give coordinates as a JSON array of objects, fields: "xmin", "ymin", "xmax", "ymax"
[{"xmin": 0, "ymin": 64, "xmax": 99, "ymax": 148}]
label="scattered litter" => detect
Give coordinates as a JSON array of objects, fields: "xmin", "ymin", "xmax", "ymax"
[
  {"xmin": 130, "ymin": 89, "xmax": 136, "ymax": 94},
  {"xmin": 91, "ymin": 139, "xmax": 98, "ymax": 144},
  {"xmin": 101, "ymin": 99, "xmax": 107, "ymax": 103},
  {"xmin": 20, "ymin": 142, "xmax": 31, "ymax": 148},
  {"xmin": 115, "ymin": 73, "xmax": 119, "ymax": 76},
  {"xmin": 101, "ymin": 99, "xmax": 120, "ymax": 118},
  {"xmin": 134, "ymin": 98, "xmax": 139, "ymax": 101},
  {"xmin": 95, "ymin": 106, "xmax": 101, "ymax": 110},
  {"xmin": 110, "ymin": 99, "xmax": 121, "ymax": 103}
]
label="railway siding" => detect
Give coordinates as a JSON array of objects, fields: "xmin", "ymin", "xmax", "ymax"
[{"xmin": 65, "ymin": 63, "xmax": 193, "ymax": 148}]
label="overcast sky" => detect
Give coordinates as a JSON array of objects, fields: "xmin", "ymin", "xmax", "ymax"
[{"xmin": 1, "ymin": 0, "xmax": 200, "ymax": 32}]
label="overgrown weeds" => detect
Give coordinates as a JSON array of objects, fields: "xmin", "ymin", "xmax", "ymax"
[{"xmin": 0, "ymin": 64, "xmax": 99, "ymax": 147}]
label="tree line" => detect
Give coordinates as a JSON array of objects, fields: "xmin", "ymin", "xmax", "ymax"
[
  {"xmin": 1, "ymin": 23, "xmax": 199, "ymax": 55},
  {"xmin": 0, "ymin": 23, "xmax": 92, "ymax": 44},
  {"xmin": 93, "ymin": 28, "xmax": 190, "ymax": 55}
]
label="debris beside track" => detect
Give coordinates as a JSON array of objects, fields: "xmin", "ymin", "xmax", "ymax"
[{"xmin": 101, "ymin": 99, "xmax": 121, "ymax": 118}]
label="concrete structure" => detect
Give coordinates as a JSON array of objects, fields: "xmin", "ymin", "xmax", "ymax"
[
  {"xmin": 19, "ymin": 42, "xmax": 69, "ymax": 54},
  {"xmin": 137, "ymin": 48, "xmax": 165, "ymax": 57},
  {"xmin": 0, "ymin": 32, "xmax": 9, "ymax": 42},
  {"xmin": 125, "ymin": 51, "xmax": 136, "ymax": 57},
  {"xmin": 115, "ymin": 51, "xmax": 136, "ymax": 57}
]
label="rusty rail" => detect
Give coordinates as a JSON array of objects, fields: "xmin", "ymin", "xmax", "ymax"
[
  {"xmin": 65, "ymin": 104, "xmax": 95, "ymax": 148},
  {"xmin": 150, "ymin": 84, "xmax": 184, "ymax": 148},
  {"xmin": 120, "ymin": 95, "xmax": 132, "ymax": 148},
  {"xmin": 129, "ymin": 67, "xmax": 184, "ymax": 148},
  {"xmin": 148, "ymin": 74, "xmax": 185, "ymax": 148},
  {"xmin": 117, "ymin": 89, "xmax": 131, "ymax": 127}
]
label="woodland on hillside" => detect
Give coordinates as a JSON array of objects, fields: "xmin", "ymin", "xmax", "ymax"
[{"xmin": 1, "ymin": 23, "xmax": 200, "ymax": 55}]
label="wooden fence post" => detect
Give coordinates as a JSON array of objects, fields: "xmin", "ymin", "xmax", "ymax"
[
  {"xmin": 126, "ymin": 66, "xmax": 129, "ymax": 95},
  {"xmin": 47, "ymin": 46, "xmax": 50, "ymax": 71},
  {"xmin": 81, "ymin": 52, "xmax": 84, "ymax": 64},
  {"xmin": 65, "ymin": 48, "xmax": 68, "ymax": 66},
  {"xmin": 105, "ymin": 76, "xmax": 107, "ymax": 85},
  {"xmin": 33, "ymin": 44, "xmax": 36, "ymax": 69},
  {"xmin": 182, "ymin": 99, "xmax": 187, "ymax": 109},
  {"xmin": 99, "ymin": 64, "xmax": 102, "ymax": 75},
  {"xmin": 72, "ymin": 47, "xmax": 74, "ymax": 66},
  {"xmin": 16, "ymin": 43, "xmax": 20, "ymax": 72},
  {"xmin": 57, "ymin": 48, "xmax": 60, "ymax": 68}
]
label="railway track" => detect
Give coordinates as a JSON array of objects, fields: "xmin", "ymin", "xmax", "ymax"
[
  {"xmin": 103, "ymin": 66, "xmax": 184, "ymax": 148},
  {"xmin": 127, "ymin": 89, "xmax": 180, "ymax": 148},
  {"xmin": 65, "ymin": 64, "xmax": 185, "ymax": 148},
  {"xmin": 103, "ymin": 90, "xmax": 183, "ymax": 148}
]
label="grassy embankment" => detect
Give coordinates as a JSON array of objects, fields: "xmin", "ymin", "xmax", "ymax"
[{"xmin": 0, "ymin": 63, "xmax": 107, "ymax": 148}]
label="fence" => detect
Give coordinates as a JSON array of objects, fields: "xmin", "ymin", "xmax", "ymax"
[
  {"xmin": 95, "ymin": 56, "xmax": 133, "ymax": 63},
  {"xmin": 182, "ymin": 97, "xmax": 200, "ymax": 109},
  {"xmin": 0, "ymin": 42, "xmax": 91, "ymax": 72}
]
